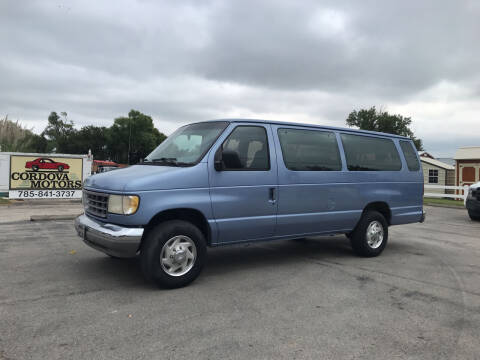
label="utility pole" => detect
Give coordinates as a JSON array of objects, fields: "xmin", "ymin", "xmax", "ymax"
[{"xmin": 127, "ymin": 117, "xmax": 132, "ymax": 164}]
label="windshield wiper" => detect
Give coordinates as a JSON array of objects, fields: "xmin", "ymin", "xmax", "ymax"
[
  {"xmin": 152, "ymin": 157, "xmax": 177, "ymax": 162},
  {"xmin": 142, "ymin": 157, "xmax": 191, "ymax": 167}
]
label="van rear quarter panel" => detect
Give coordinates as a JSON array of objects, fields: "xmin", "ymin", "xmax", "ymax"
[{"xmin": 271, "ymin": 124, "xmax": 423, "ymax": 236}]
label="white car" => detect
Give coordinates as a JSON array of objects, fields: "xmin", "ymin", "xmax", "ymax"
[{"xmin": 465, "ymin": 182, "xmax": 480, "ymax": 221}]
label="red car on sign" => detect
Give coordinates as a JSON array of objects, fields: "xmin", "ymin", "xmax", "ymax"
[{"xmin": 25, "ymin": 158, "xmax": 70, "ymax": 172}]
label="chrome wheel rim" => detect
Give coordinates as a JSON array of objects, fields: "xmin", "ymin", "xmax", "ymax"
[
  {"xmin": 160, "ymin": 235, "xmax": 196, "ymax": 277},
  {"xmin": 366, "ymin": 221, "xmax": 384, "ymax": 249}
]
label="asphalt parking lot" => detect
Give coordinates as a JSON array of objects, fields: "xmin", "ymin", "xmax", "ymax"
[{"xmin": 1, "ymin": 206, "xmax": 479, "ymax": 360}]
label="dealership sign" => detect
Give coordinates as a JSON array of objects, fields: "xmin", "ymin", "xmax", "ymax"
[{"xmin": 8, "ymin": 155, "xmax": 84, "ymax": 199}]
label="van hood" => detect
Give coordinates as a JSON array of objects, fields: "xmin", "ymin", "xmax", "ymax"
[{"xmin": 84, "ymin": 163, "xmax": 209, "ymax": 192}]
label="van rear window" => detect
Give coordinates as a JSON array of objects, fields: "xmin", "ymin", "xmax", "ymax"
[
  {"xmin": 278, "ymin": 128, "xmax": 341, "ymax": 171},
  {"xmin": 399, "ymin": 141, "xmax": 420, "ymax": 171},
  {"xmin": 340, "ymin": 134, "xmax": 402, "ymax": 171}
]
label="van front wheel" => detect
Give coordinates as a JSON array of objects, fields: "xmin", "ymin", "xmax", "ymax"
[
  {"xmin": 141, "ymin": 220, "xmax": 206, "ymax": 289},
  {"xmin": 350, "ymin": 211, "xmax": 388, "ymax": 257}
]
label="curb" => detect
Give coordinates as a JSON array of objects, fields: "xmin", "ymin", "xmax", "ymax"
[
  {"xmin": 30, "ymin": 214, "xmax": 82, "ymax": 221},
  {"xmin": 7, "ymin": 199, "xmax": 82, "ymax": 206},
  {"xmin": 424, "ymin": 204, "xmax": 466, "ymax": 210}
]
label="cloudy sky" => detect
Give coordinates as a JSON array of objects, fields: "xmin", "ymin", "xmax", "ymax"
[{"xmin": 2, "ymin": 0, "xmax": 479, "ymax": 156}]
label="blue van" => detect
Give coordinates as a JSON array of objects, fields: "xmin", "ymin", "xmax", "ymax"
[{"xmin": 75, "ymin": 119, "xmax": 425, "ymax": 288}]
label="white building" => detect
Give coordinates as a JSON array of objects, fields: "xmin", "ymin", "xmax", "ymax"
[
  {"xmin": 455, "ymin": 146, "xmax": 480, "ymax": 187},
  {"xmin": 420, "ymin": 157, "xmax": 455, "ymax": 194}
]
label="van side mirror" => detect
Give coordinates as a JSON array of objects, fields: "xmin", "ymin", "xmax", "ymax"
[{"xmin": 214, "ymin": 147, "xmax": 223, "ymax": 171}]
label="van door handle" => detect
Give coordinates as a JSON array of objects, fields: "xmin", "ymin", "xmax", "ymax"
[{"xmin": 268, "ymin": 187, "xmax": 276, "ymax": 204}]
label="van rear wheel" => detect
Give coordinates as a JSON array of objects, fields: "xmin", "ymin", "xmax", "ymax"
[
  {"xmin": 140, "ymin": 220, "xmax": 206, "ymax": 289},
  {"xmin": 350, "ymin": 211, "xmax": 388, "ymax": 257}
]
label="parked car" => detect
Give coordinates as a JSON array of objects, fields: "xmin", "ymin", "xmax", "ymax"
[
  {"xmin": 466, "ymin": 182, "xmax": 480, "ymax": 221},
  {"xmin": 25, "ymin": 157, "xmax": 70, "ymax": 172},
  {"xmin": 75, "ymin": 119, "xmax": 425, "ymax": 288}
]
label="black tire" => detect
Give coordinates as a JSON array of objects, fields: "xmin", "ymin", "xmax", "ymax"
[
  {"xmin": 468, "ymin": 210, "xmax": 480, "ymax": 221},
  {"xmin": 32, "ymin": 165, "xmax": 39, "ymax": 171},
  {"xmin": 58, "ymin": 165, "xmax": 64, "ymax": 172},
  {"xmin": 140, "ymin": 220, "xmax": 206, "ymax": 289},
  {"xmin": 350, "ymin": 211, "xmax": 388, "ymax": 257}
]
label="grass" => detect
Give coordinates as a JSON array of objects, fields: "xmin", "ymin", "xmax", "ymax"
[
  {"xmin": 424, "ymin": 197, "xmax": 464, "ymax": 207},
  {"xmin": 0, "ymin": 197, "xmax": 10, "ymax": 205}
]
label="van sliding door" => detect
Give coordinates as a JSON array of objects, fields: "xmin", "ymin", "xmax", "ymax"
[{"xmin": 273, "ymin": 126, "xmax": 356, "ymax": 237}]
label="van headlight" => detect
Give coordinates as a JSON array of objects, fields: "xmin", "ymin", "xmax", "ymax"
[{"xmin": 108, "ymin": 195, "xmax": 140, "ymax": 215}]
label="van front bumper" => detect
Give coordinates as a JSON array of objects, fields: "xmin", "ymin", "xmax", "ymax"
[
  {"xmin": 420, "ymin": 210, "xmax": 426, "ymax": 223},
  {"xmin": 74, "ymin": 214, "xmax": 143, "ymax": 258}
]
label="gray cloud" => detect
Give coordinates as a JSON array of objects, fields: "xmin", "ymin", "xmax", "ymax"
[
  {"xmin": 1, "ymin": 0, "xmax": 479, "ymax": 156},
  {"xmin": 196, "ymin": 0, "xmax": 480, "ymax": 95}
]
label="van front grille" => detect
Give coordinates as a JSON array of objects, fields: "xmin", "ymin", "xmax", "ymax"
[{"xmin": 84, "ymin": 190, "xmax": 108, "ymax": 218}]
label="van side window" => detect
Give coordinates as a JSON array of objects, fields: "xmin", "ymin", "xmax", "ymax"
[
  {"xmin": 341, "ymin": 134, "xmax": 402, "ymax": 171},
  {"xmin": 277, "ymin": 128, "xmax": 341, "ymax": 171},
  {"xmin": 221, "ymin": 126, "xmax": 270, "ymax": 170},
  {"xmin": 399, "ymin": 140, "xmax": 420, "ymax": 171}
]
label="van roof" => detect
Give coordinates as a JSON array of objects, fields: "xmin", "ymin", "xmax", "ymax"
[{"xmin": 203, "ymin": 118, "xmax": 409, "ymax": 140}]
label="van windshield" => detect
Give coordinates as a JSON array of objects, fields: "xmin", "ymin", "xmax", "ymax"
[{"xmin": 143, "ymin": 121, "xmax": 229, "ymax": 166}]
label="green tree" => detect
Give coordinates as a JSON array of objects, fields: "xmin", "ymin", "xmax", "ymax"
[
  {"xmin": 24, "ymin": 133, "xmax": 48, "ymax": 153},
  {"xmin": 346, "ymin": 107, "xmax": 424, "ymax": 150},
  {"xmin": 29, "ymin": 110, "xmax": 166, "ymax": 161},
  {"xmin": 68, "ymin": 125, "xmax": 110, "ymax": 159},
  {"xmin": 108, "ymin": 110, "xmax": 166, "ymax": 164},
  {"xmin": 42, "ymin": 111, "xmax": 76, "ymax": 152}
]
